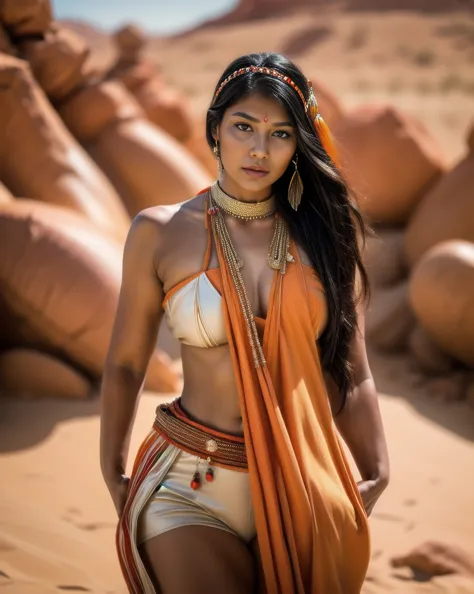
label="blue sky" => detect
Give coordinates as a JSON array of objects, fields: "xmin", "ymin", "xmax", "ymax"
[{"xmin": 52, "ymin": 0, "xmax": 237, "ymax": 35}]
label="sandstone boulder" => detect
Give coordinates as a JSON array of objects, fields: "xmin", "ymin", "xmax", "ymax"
[
  {"xmin": 18, "ymin": 24, "xmax": 90, "ymax": 101},
  {"xmin": 365, "ymin": 280, "xmax": 415, "ymax": 350},
  {"xmin": 332, "ymin": 104, "xmax": 445, "ymax": 224},
  {"xmin": 466, "ymin": 378, "xmax": 474, "ymax": 409},
  {"xmin": 391, "ymin": 541, "xmax": 474, "ymax": 577},
  {"xmin": 0, "ymin": 0, "xmax": 52, "ymax": 37},
  {"xmin": 133, "ymin": 78, "xmax": 193, "ymax": 142},
  {"xmin": 420, "ymin": 372, "xmax": 469, "ymax": 403},
  {"xmin": 113, "ymin": 23, "xmax": 146, "ymax": 61},
  {"xmin": 467, "ymin": 122, "xmax": 474, "ymax": 154},
  {"xmin": 57, "ymin": 80, "xmax": 144, "ymax": 144},
  {"xmin": 409, "ymin": 240, "xmax": 474, "ymax": 367},
  {"xmin": 0, "ymin": 349, "xmax": 92, "ymax": 399},
  {"xmin": 362, "ymin": 227, "xmax": 406, "ymax": 288},
  {"xmin": 0, "ymin": 54, "xmax": 130, "ymax": 241},
  {"xmin": 107, "ymin": 59, "xmax": 158, "ymax": 93},
  {"xmin": 0, "ymin": 200, "xmax": 179, "ymax": 393},
  {"xmin": 0, "ymin": 181, "xmax": 13, "ymax": 203},
  {"xmin": 87, "ymin": 117, "xmax": 212, "ymax": 215},
  {"xmin": 0, "ymin": 22, "xmax": 14, "ymax": 54},
  {"xmin": 405, "ymin": 154, "xmax": 474, "ymax": 267}
]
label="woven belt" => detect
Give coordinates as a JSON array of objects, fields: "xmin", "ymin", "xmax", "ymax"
[{"xmin": 153, "ymin": 399, "xmax": 248, "ymax": 477}]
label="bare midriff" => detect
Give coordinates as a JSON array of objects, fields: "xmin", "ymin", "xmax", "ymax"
[{"xmin": 179, "ymin": 342, "xmax": 245, "ymax": 436}]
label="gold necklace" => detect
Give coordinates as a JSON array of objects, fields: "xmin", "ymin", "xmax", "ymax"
[
  {"xmin": 211, "ymin": 181, "xmax": 276, "ymax": 221},
  {"xmin": 208, "ymin": 185, "xmax": 294, "ymax": 368}
]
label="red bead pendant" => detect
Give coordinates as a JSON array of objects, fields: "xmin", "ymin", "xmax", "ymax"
[
  {"xmin": 205, "ymin": 468, "xmax": 214, "ymax": 482},
  {"xmin": 190, "ymin": 471, "xmax": 201, "ymax": 490}
]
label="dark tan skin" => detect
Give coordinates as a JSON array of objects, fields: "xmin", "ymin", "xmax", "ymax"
[{"xmin": 100, "ymin": 93, "xmax": 389, "ymax": 593}]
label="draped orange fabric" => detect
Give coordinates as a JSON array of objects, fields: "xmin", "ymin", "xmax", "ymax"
[{"xmin": 211, "ymin": 207, "xmax": 371, "ymax": 593}]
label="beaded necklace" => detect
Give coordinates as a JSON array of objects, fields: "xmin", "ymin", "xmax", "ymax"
[{"xmin": 208, "ymin": 182, "xmax": 294, "ymax": 368}]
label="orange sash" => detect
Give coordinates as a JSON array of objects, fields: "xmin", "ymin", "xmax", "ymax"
[{"xmin": 212, "ymin": 206, "xmax": 370, "ymax": 593}]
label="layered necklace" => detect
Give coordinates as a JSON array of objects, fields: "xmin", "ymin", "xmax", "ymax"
[{"xmin": 208, "ymin": 181, "xmax": 294, "ymax": 368}]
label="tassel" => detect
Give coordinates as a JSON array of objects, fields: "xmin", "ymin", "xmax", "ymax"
[
  {"xmin": 314, "ymin": 114, "xmax": 341, "ymax": 170},
  {"xmin": 288, "ymin": 157, "xmax": 304, "ymax": 211}
]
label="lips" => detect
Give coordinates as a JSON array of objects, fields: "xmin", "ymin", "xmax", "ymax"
[
  {"xmin": 243, "ymin": 166, "xmax": 269, "ymax": 173},
  {"xmin": 242, "ymin": 165, "xmax": 270, "ymax": 179}
]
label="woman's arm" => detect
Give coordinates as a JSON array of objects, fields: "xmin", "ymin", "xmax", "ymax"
[
  {"xmin": 326, "ymin": 295, "xmax": 390, "ymax": 515},
  {"xmin": 100, "ymin": 211, "xmax": 165, "ymax": 514}
]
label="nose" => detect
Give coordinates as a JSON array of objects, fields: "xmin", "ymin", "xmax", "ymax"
[{"xmin": 250, "ymin": 134, "xmax": 269, "ymax": 160}]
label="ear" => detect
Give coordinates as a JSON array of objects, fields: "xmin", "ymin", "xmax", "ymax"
[{"xmin": 212, "ymin": 125, "xmax": 220, "ymax": 143}]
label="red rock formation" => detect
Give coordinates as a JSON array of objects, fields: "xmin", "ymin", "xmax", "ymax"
[
  {"xmin": 0, "ymin": 181, "xmax": 13, "ymax": 203},
  {"xmin": 107, "ymin": 24, "xmax": 193, "ymax": 143},
  {"xmin": 17, "ymin": 26, "xmax": 211, "ymax": 212},
  {"xmin": 88, "ymin": 116, "xmax": 211, "ymax": 215},
  {"xmin": 391, "ymin": 541, "xmax": 474, "ymax": 577},
  {"xmin": 55, "ymin": 80, "xmax": 211, "ymax": 214},
  {"xmin": 0, "ymin": 0, "xmax": 52, "ymax": 37},
  {"xmin": 405, "ymin": 152, "xmax": 474, "ymax": 267},
  {"xmin": 418, "ymin": 372, "xmax": 469, "ymax": 403},
  {"xmin": 466, "ymin": 379, "xmax": 474, "ymax": 409},
  {"xmin": 0, "ymin": 349, "xmax": 92, "ymax": 399},
  {"xmin": 114, "ymin": 23, "xmax": 146, "ymax": 62},
  {"xmin": 0, "ymin": 22, "xmax": 14, "ymax": 54},
  {"xmin": 19, "ymin": 24, "xmax": 90, "ymax": 101},
  {"xmin": 332, "ymin": 104, "xmax": 446, "ymax": 224},
  {"xmin": 107, "ymin": 24, "xmax": 216, "ymax": 172},
  {"xmin": 207, "ymin": 0, "xmax": 464, "ymax": 25},
  {"xmin": 108, "ymin": 60, "xmax": 158, "ymax": 93},
  {"xmin": 409, "ymin": 240, "xmax": 474, "ymax": 367},
  {"xmin": 362, "ymin": 227, "xmax": 407, "ymax": 288},
  {"xmin": 204, "ymin": 0, "xmax": 313, "ymax": 26},
  {"xmin": 0, "ymin": 53, "xmax": 130, "ymax": 242},
  {"xmin": 347, "ymin": 0, "xmax": 464, "ymax": 11},
  {"xmin": 0, "ymin": 200, "xmax": 179, "ymax": 393},
  {"xmin": 132, "ymin": 78, "xmax": 193, "ymax": 142},
  {"xmin": 57, "ymin": 80, "xmax": 144, "ymax": 144},
  {"xmin": 467, "ymin": 121, "xmax": 474, "ymax": 154},
  {"xmin": 365, "ymin": 280, "xmax": 415, "ymax": 350}
]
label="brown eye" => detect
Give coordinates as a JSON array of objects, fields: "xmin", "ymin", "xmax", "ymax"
[
  {"xmin": 274, "ymin": 130, "xmax": 291, "ymax": 139},
  {"xmin": 235, "ymin": 123, "xmax": 252, "ymax": 132}
]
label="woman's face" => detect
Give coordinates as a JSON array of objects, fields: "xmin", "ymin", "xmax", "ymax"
[{"xmin": 214, "ymin": 92, "xmax": 297, "ymax": 200}]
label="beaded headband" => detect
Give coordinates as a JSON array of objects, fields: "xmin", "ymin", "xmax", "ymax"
[
  {"xmin": 212, "ymin": 65, "xmax": 340, "ymax": 168},
  {"xmin": 213, "ymin": 65, "xmax": 320, "ymax": 121}
]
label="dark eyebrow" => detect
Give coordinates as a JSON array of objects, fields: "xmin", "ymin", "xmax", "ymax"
[{"xmin": 231, "ymin": 111, "xmax": 294, "ymax": 127}]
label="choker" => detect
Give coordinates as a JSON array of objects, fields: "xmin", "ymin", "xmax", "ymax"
[{"xmin": 210, "ymin": 181, "xmax": 276, "ymax": 221}]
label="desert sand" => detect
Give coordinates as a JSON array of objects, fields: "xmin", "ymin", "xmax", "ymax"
[
  {"xmin": 1, "ymin": 3, "xmax": 474, "ymax": 593},
  {"xmin": 1, "ymin": 346, "xmax": 474, "ymax": 593}
]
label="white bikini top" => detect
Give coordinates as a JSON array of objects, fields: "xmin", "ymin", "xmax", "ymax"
[
  {"xmin": 162, "ymin": 214, "xmax": 327, "ymax": 349},
  {"xmin": 164, "ymin": 269, "xmax": 227, "ymax": 348}
]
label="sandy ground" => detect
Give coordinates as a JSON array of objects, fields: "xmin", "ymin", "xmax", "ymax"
[{"xmin": 1, "ymin": 346, "xmax": 473, "ymax": 593}]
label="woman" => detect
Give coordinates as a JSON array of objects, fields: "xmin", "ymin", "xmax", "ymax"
[{"xmin": 100, "ymin": 52, "xmax": 390, "ymax": 594}]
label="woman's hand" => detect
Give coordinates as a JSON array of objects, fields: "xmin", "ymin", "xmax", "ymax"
[
  {"xmin": 106, "ymin": 473, "xmax": 130, "ymax": 518},
  {"xmin": 357, "ymin": 477, "xmax": 388, "ymax": 517}
]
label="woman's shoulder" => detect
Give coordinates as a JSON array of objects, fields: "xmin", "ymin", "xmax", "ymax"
[
  {"xmin": 131, "ymin": 193, "xmax": 207, "ymax": 237},
  {"xmin": 126, "ymin": 193, "xmax": 209, "ymax": 266}
]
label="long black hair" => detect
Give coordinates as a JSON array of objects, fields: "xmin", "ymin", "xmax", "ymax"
[{"xmin": 206, "ymin": 52, "xmax": 371, "ymax": 415}]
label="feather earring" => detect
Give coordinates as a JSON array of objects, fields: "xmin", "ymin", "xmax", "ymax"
[{"xmin": 288, "ymin": 154, "xmax": 304, "ymax": 211}]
